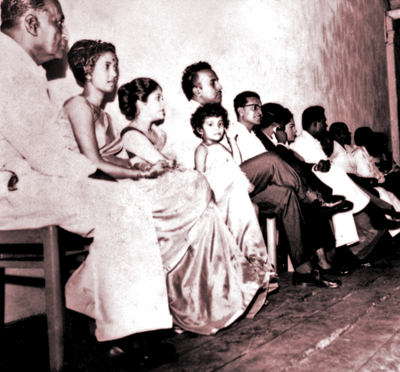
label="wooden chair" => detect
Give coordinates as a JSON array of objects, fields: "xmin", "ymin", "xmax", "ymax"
[{"xmin": 0, "ymin": 226, "xmax": 86, "ymax": 372}]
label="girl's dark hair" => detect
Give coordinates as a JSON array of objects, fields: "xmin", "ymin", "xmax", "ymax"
[
  {"xmin": 190, "ymin": 103, "xmax": 229, "ymax": 139},
  {"xmin": 68, "ymin": 39, "xmax": 117, "ymax": 85},
  {"xmin": 118, "ymin": 78, "xmax": 160, "ymax": 119},
  {"xmin": 260, "ymin": 103, "xmax": 293, "ymax": 130}
]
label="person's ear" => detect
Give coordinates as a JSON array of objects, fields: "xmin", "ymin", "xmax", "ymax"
[
  {"xmin": 136, "ymin": 99, "xmax": 146, "ymax": 112},
  {"xmin": 193, "ymin": 85, "xmax": 201, "ymax": 99},
  {"xmin": 196, "ymin": 128, "xmax": 204, "ymax": 137},
  {"xmin": 237, "ymin": 107, "xmax": 244, "ymax": 118},
  {"xmin": 25, "ymin": 14, "xmax": 39, "ymax": 36}
]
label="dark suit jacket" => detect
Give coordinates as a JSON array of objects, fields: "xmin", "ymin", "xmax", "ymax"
[{"xmin": 254, "ymin": 130, "xmax": 332, "ymax": 196}]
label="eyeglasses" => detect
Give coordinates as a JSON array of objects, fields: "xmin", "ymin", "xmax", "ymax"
[{"xmin": 244, "ymin": 104, "xmax": 262, "ymax": 111}]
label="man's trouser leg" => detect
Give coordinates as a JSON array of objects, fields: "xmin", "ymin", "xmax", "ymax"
[
  {"xmin": 240, "ymin": 152, "xmax": 307, "ymax": 201},
  {"xmin": 301, "ymin": 202, "xmax": 335, "ymax": 253}
]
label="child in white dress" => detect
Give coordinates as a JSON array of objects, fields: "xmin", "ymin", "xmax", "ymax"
[{"xmin": 191, "ymin": 103, "xmax": 276, "ymax": 279}]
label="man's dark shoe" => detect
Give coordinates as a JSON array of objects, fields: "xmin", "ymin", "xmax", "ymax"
[
  {"xmin": 104, "ymin": 341, "xmax": 178, "ymax": 367},
  {"xmin": 383, "ymin": 215, "xmax": 400, "ymax": 230},
  {"xmin": 321, "ymin": 200, "xmax": 354, "ymax": 215},
  {"xmin": 336, "ymin": 200, "xmax": 354, "ymax": 213},
  {"xmin": 317, "ymin": 194, "xmax": 346, "ymax": 213},
  {"xmin": 292, "ymin": 269, "xmax": 342, "ymax": 288},
  {"xmin": 319, "ymin": 264, "xmax": 352, "ymax": 276},
  {"xmin": 332, "ymin": 246, "xmax": 372, "ymax": 269}
]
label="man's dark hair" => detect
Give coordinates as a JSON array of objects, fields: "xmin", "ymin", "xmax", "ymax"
[
  {"xmin": 190, "ymin": 103, "xmax": 229, "ymax": 139},
  {"xmin": 68, "ymin": 39, "xmax": 117, "ymax": 85},
  {"xmin": 302, "ymin": 105, "xmax": 325, "ymax": 130},
  {"xmin": 354, "ymin": 127, "xmax": 373, "ymax": 147},
  {"xmin": 329, "ymin": 122, "xmax": 348, "ymax": 133},
  {"xmin": 329, "ymin": 121, "xmax": 348, "ymax": 140},
  {"xmin": 181, "ymin": 61, "xmax": 212, "ymax": 101},
  {"xmin": 1, "ymin": 0, "xmax": 46, "ymax": 30},
  {"xmin": 319, "ymin": 131, "xmax": 334, "ymax": 157},
  {"xmin": 260, "ymin": 103, "xmax": 293, "ymax": 130},
  {"xmin": 233, "ymin": 91, "xmax": 260, "ymax": 120}
]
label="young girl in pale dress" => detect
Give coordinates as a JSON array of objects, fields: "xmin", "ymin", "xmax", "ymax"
[{"xmin": 191, "ymin": 104, "xmax": 276, "ymax": 278}]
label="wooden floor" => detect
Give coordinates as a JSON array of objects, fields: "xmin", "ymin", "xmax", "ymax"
[{"xmin": 3, "ymin": 236, "xmax": 400, "ymax": 372}]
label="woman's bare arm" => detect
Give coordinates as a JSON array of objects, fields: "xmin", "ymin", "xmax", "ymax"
[
  {"xmin": 123, "ymin": 129, "xmax": 175, "ymax": 167},
  {"xmin": 67, "ymin": 97, "xmax": 166, "ymax": 179}
]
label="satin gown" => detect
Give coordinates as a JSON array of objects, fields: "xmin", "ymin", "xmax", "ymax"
[
  {"xmin": 200, "ymin": 143, "xmax": 272, "ymax": 266},
  {"xmin": 60, "ymin": 97, "xmax": 273, "ymax": 335}
]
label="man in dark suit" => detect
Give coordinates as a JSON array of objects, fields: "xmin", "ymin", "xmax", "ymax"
[
  {"xmin": 255, "ymin": 103, "xmax": 334, "ymax": 197},
  {"xmin": 253, "ymin": 103, "xmax": 352, "ymax": 275}
]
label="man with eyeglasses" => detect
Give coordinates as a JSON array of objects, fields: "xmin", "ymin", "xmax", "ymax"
[
  {"xmin": 231, "ymin": 92, "xmax": 266, "ymax": 161},
  {"xmin": 230, "ymin": 91, "xmax": 351, "ymax": 286}
]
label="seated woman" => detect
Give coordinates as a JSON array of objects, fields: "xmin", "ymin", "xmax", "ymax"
[
  {"xmin": 63, "ymin": 39, "xmax": 272, "ymax": 336},
  {"xmin": 353, "ymin": 127, "xmax": 400, "ymax": 200},
  {"xmin": 370, "ymin": 132, "xmax": 400, "ymax": 175},
  {"xmin": 322, "ymin": 127, "xmax": 400, "ymax": 230},
  {"xmin": 369, "ymin": 132, "xmax": 400, "ymax": 175}
]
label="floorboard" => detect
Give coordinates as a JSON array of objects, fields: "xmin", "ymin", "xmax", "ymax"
[{"xmin": 2, "ymin": 239, "xmax": 400, "ymax": 372}]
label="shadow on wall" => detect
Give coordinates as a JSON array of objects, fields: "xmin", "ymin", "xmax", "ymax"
[{"xmin": 42, "ymin": 41, "xmax": 69, "ymax": 81}]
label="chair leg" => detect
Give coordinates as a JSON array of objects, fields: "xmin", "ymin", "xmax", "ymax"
[
  {"xmin": 42, "ymin": 226, "xmax": 65, "ymax": 372},
  {"xmin": 266, "ymin": 217, "xmax": 277, "ymax": 271},
  {"xmin": 0, "ymin": 268, "xmax": 4, "ymax": 340},
  {"xmin": 287, "ymin": 255, "xmax": 294, "ymax": 272}
]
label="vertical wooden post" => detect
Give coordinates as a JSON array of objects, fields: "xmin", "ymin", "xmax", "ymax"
[
  {"xmin": 42, "ymin": 226, "xmax": 65, "ymax": 372},
  {"xmin": 0, "ymin": 268, "xmax": 5, "ymax": 341},
  {"xmin": 266, "ymin": 217, "xmax": 277, "ymax": 271},
  {"xmin": 386, "ymin": 10, "xmax": 400, "ymax": 164}
]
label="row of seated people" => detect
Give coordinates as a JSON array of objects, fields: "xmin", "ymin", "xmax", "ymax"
[
  {"xmin": 66, "ymin": 42, "xmax": 400, "ymax": 355},
  {"xmin": 255, "ymin": 104, "xmax": 400, "ymax": 255},
  {"xmin": 1, "ymin": 0, "xmax": 399, "ymax": 367},
  {"xmin": 323, "ymin": 123, "xmax": 400, "ymax": 203}
]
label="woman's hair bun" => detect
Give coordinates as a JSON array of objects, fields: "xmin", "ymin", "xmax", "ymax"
[{"xmin": 118, "ymin": 78, "xmax": 160, "ymax": 119}]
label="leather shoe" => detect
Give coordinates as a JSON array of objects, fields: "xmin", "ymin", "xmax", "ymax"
[
  {"xmin": 292, "ymin": 269, "xmax": 342, "ymax": 288},
  {"xmin": 322, "ymin": 200, "xmax": 354, "ymax": 215},
  {"xmin": 105, "ymin": 341, "xmax": 178, "ymax": 367},
  {"xmin": 383, "ymin": 215, "xmax": 400, "ymax": 230},
  {"xmin": 319, "ymin": 264, "xmax": 352, "ymax": 276},
  {"xmin": 336, "ymin": 200, "xmax": 354, "ymax": 213},
  {"xmin": 317, "ymin": 194, "xmax": 346, "ymax": 213}
]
